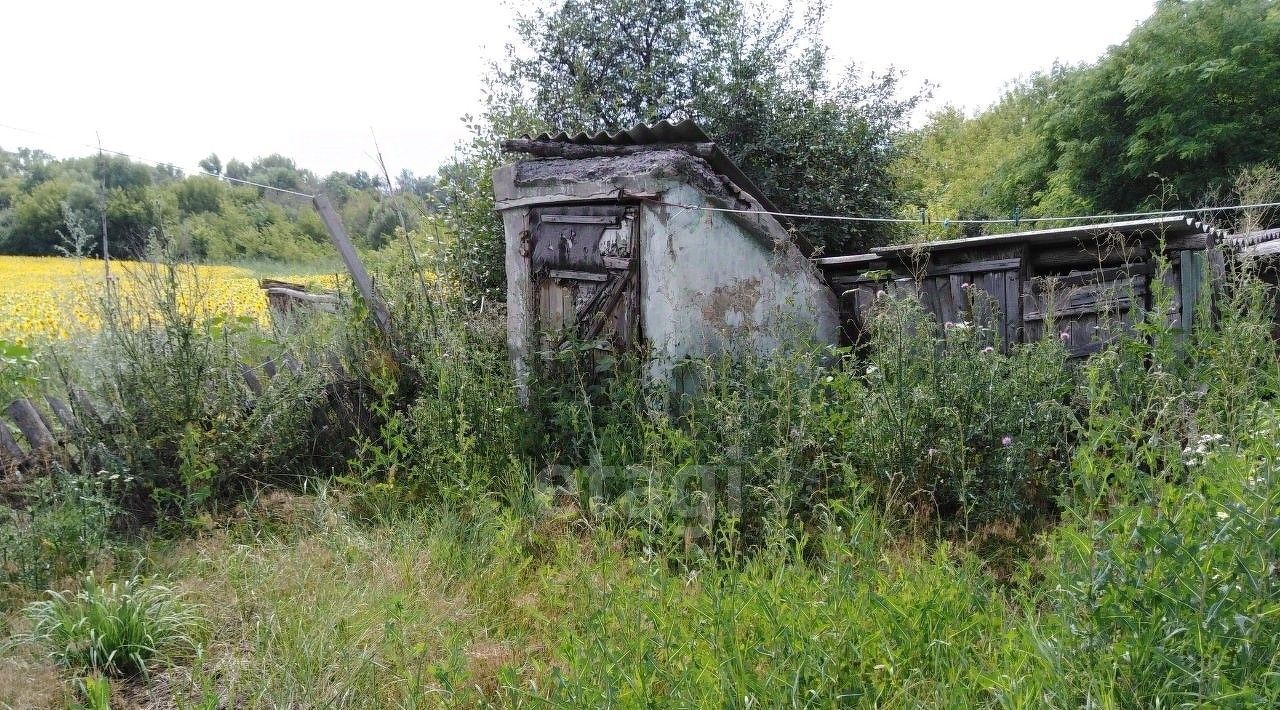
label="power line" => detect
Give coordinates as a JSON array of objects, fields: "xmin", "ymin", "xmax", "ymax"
[
  {"xmin": 0, "ymin": 120, "xmax": 315, "ymax": 198},
  {"xmin": 642, "ymin": 198, "xmax": 1280, "ymax": 227}
]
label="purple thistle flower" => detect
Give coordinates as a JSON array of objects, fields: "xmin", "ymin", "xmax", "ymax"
[{"xmin": 1001, "ymin": 435, "xmax": 1013, "ymax": 447}]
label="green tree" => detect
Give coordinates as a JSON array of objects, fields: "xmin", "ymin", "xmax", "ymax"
[
  {"xmin": 198, "ymin": 153, "xmax": 222, "ymax": 177},
  {"xmin": 493, "ymin": 0, "xmax": 924, "ymax": 253},
  {"xmin": 4, "ymin": 178, "xmax": 98, "ymax": 255},
  {"xmin": 1042, "ymin": 0, "xmax": 1280, "ymax": 213}
]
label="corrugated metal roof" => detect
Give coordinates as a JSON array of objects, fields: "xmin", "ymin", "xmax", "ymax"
[
  {"xmin": 1224, "ymin": 227, "xmax": 1280, "ymax": 257},
  {"xmin": 867, "ymin": 215, "xmax": 1220, "ymax": 256},
  {"xmin": 516, "ymin": 119, "xmax": 779, "ymax": 214},
  {"xmin": 815, "ymin": 215, "xmax": 1223, "ymax": 267},
  {"xmin": 524, "ymin": 118, "xmax": 711, "ymax": 146},
  {"xmin": 1224, "ymin": 227, "xmax": 1280, "ymax": 247}
]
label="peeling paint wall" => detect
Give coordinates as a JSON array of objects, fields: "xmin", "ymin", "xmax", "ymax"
[{"xmin": 637, "ymin": 183, "xmax": 838, "ymax": 381}]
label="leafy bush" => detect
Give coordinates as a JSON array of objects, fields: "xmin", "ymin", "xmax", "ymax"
[
  {"xmin": 820, "ymin": 295, "xmax": 1076, "ymax": 527},
  {"xmin": 338, "ymin": 263, "xmax": 526, "ymax": 516},
  {"xmin": 0, "ymin": 337, "xmax": 41, "ymax": 402},
  {"xmin": 69, "ymin": 253, "xmax": 345, "ymax": 523},
  {"xmin": 0, "ymin": 470, "xmax": 122, "ymax": 604},
  {"xmin": 20, "ymin": 574, "xmax": 204, "ymax": 678}
]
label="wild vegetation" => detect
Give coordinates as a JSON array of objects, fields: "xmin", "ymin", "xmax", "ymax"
[
  {"xmin": 2, "ymin": 0, "xmax": 1280, "ymax": 707},
  {"xmin": 894, "ymin": 0, "xmax": 1280, "ymax": 237}
]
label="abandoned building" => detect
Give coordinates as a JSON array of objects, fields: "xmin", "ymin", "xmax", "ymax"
[
  {"xmin": 496, "ymin": 120, "xmax": 1280, "ymax": 377},
  {"xmin": 494, "ymin": 120, "xmax": 839, "ymax": 390}
]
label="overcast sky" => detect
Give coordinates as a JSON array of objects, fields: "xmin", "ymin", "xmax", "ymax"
[{"xmin": 0, "ymin": 0, "xmax": 1155, "ymax": 180}]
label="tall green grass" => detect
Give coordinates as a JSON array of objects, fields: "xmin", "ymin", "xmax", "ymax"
[
  {"xmin": 3, "ymin": 218, "xmax": 1279, "ymax": 705},
  {"xmin": 18, "ymin": 573, "xmax": 204, "ymax": 678}
]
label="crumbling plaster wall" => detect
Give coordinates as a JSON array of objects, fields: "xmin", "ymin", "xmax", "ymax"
[
  {"xmin": 636, "ymin": 182, "xmax": 838, "ymax": 381},
  {"xmin": 493, "ymin": 151, "xmax": 838, "ymax": 392}
]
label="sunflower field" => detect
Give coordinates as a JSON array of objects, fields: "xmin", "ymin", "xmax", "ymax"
[{"xmin": 0, "ymin": 256, "xmax": 340, "ymax": 344}]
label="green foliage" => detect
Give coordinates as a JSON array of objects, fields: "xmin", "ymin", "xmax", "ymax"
[
  {"xmin": 0, "ymin": 144, "xmax": 426, "ymax": 261},
  {"xmin": 895, "ymin": 0, "xmax": 1280, "ymax": 230},
  {"xmin": 492, "ymin": 0, "xmax": 923, "ymax": 255},
  {"xmin": 821, "ymin": 295, "xmax": 1076, "ymax": 526},
  {"xmin": 0, "ymin": 337, "xmax": 41, "ymax": 402},
  {"xmin": 893, "ymin": 71, "xmax": 1066, "ymax": 238},
  {"xmin": 20, "ymin": 574, "xmax": 204, "ymax": 678},
  {"xmin": 1044, "ymin": 0, "xmax": 1280, "ymax": 212},
  {"xmin": 339, "ymin": 262, "xmax": 525, "ymax": 516},
  {"xmin": 71, "ymin": 251, "xmax": 346, "ymax": 523},
  {"xmin": 0, "ymin": 470, "xmax": 122, "ymax": 604}
]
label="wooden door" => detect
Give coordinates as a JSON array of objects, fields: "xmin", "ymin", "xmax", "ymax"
[{"xmin": 529, "ymin": 205, "xmax": 640, "ymax": 355}]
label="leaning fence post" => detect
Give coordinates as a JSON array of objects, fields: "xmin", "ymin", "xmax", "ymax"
[
  {"xmin": 0, "ymin": 420, "xmax": 26, "ymax": 462},
  {"xmin": 7, "ymin": 399, "xmax": 55, "ymax": 452},
  {"xmin": 312, "ymin": 193, "xmax": 392, "ymax": 338}
]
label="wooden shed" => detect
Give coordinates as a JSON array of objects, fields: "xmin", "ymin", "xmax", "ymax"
[
  {"xmin": 493, "ymin": 120, "xmax": 838, "ymax": 392},
  {"xmin": 816, "ymin": 216, "xmax": 1225, "ymax": 356}
]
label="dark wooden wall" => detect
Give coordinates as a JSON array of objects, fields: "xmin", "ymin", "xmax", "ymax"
[{"xmin": 826, "ymin": 236, "xmax": 1214, "ymax": 357}]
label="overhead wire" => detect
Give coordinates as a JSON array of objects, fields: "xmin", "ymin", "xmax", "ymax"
[{"xmin": 640, "ymin": 197, "xmax": 1280, "ymax": 227}]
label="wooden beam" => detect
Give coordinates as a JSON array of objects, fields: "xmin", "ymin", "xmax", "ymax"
[
  {"xmin": 312, "ymin": 194, "xmax": 391, "ymax": 337},
  {"xmin": 926, "ymin": 257, "xmax": 1021, "ymax": 278},
  {"xmin": 45, "ymin": 396, "xmax": 79, "ymax": 432}
]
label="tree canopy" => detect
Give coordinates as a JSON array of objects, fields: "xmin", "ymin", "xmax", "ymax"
[
  {"xmin": 894, "ymin": 0, "xmax": 1280, "ymax": 238},
  {"xmin": 487, "ymin": 0, "xmax": 926, "ymax": 254},
  {"xmin": 0, "ymin": 146, "xmax": 437, "ymax": 260}
]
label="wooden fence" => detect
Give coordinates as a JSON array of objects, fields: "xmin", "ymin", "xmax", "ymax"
[
  {"xmin": 0, "ymin": 352, "xmax": 358, "ymax": 481},
  {"xmin": 817, "ymin": 215, "xmax": 1232, "ymax": 357}
]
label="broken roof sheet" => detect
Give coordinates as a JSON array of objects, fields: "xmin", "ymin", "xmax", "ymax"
[
  {"xmin": 516, "ymin": 119, "xmax": 780, "ymax": 214},
  {"xmin": 815, "ymin": 215, "xmax": 1222, "ymax": 266}
]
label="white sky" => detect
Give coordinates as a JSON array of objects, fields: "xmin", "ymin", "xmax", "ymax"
[{"xmin": 0, "ymin": 0, "xmax": 1155, "ymax": 180}]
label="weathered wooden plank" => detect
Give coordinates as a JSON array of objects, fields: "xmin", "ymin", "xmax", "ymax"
[
  {"xmin": 313, "ymin": 193, "xmax": 391, "ymax": 336},
  {"xmin": 1025, "ymin": 277, "xmax": 1147, "ymax": 313},
  {"xmin": 1180, "ymin": 250, "xmax": 1202, "ymax": 333},
  {"xmin": 1162, "ymin": 233, "xmax": 1212, "ymax": 251},
  {"xmin": 0, "ymin": 421, "xmax": 26, "ymax": 461},
  {"xmin": 1024, "ymin": 278, "xmax": 1145, "ymax": 321},
  {"xmin": 45, "ymin": 396, "xmax": 78, "ymax": 432},
  {"xmin": 925, "ymin": 257, "xmax": 1021, "ymax": 278},
  {"xmin": 934, "ymin": 276, "xmax": 957, "ymax": 326},
  {"xmin": 283, "ymin": 354, "xmax": 303, "ymax": 377},
  {"xmin": 1003, "ymin": 269, "xmax": 1021, "ymax": 348},
  {"xmin": 548, "ymin": 269, "xmax": 608, "ymax": 282},
  {"xmin": 1024, "ymin": 297, "xmax": 1137, "ymax": 322},
  {"xmin": 241, "ymin": 366, "xmax": 263, "ymax": 396},
  {"xmin": 262, "ymin": 359, "xmax": 278, "ymax": 379},
  {"xmin": 1028, "ymin": 268, "xmax": 1151, "ymax": 293},
  {"xmin": 920, "ymin": 277, "xmax": 943, "ymax": 324},
  {"xmin": 7, "ymin": 399, "xmax": 55, "ymax": 451}
]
